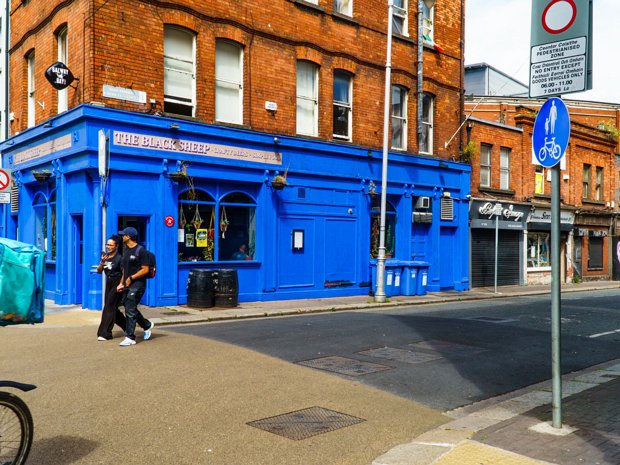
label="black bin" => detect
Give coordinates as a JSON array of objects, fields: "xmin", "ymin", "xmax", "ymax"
[
  {"xmin": 215, "ymin": 269, "xmax": 239, "ymax": 307},
  {"xmin": 187, "ymin": 269, "xmax": 216, "ymax": 308}
]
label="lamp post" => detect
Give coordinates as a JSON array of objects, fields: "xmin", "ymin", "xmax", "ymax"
[{"xmin": 375, "ymin": 0, "xmax": 434, "ymax": 302}]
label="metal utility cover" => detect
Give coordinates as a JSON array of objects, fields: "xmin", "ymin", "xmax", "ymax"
[
  {"xmin": 358, "ymin": 346, "xmax": 444, "ymax": 365},
  {"xmin": 247, "ymin": 406, "xmax": 365, "ymax": 440},
  {"xmin": 296, "ymin": 355, "xmax": 392, "ymax": 376}
]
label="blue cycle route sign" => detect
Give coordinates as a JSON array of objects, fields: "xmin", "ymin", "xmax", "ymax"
[{"xmin": 532, "ymin": 97, "xmax": 570, "ymax": 168}]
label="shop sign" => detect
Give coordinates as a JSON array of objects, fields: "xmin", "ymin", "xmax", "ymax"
[
  {"xmin": 12, "ymin": 134, "xmax": 73, "ymax": 165},
  {"xmin": 528, "ymin": 208, "xmax": 574, "ymax": 225},
  {"xmin": 113, "ymin": 131, "xmax": 282, "ymax": 165},
  {"xmin": 475, "ymin": 201, "xmax": 527, "ymax": 222},
  {"xmin": 103, "ymin": 85, "xmax": 147, "ymax": 104},
  {"xmin": 164, "ymin": 216, "xmax": 175, "ymax": 227},
  {"xmin": 44, "ymin": 62, "xmax": 75, "ymax": 90}
]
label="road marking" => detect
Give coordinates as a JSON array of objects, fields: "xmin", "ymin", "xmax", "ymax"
[{"xmin": 589, "ymin": 328, "xmax": 620, "ymax": 338}]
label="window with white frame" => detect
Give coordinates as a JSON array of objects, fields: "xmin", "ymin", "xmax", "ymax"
[
  {"xmin": 422, "ymin": 3, "xmax": 434, "ymax": 42},
  {"xmin": 164, "ymin": 26, "xmax": 196, "ymax": 117},
  {"xmin": 216, "ymin": 40, "xmax": 243, "ymax": 125},
  {"xmin": 527, "ymin": 232, "xmax": 550, "ymax": 268},
  {"xmin": 595, "ymin": 166, "xmax": 603, "ymax": 201},
  {"xmin": 535, "ymin": 165, "xmax": 545, "ymax": 194},
  {"xmin": 334, "ymin": 0, "xmax": 352, "ymax": 16},
  {"xmin": 583, "ymin": 163, "xmax": 591, "ymax": 199},
  {"xmin": 392, "ymin": 0, "xmax": 408, "ymax": 36},
  {"xmin": 296, "ymin": 61, "xmax": 319, "ymax": 136},
  {"xmin": 391, "ymin": 85, "xmax": 407, "ymax": 150},
  {"xmin": 419, "ymin": 93, "xmax": 433, "ymax": 154},
  {"xmin": 480, "ymin": 144, "xmax": 491, "ymax": 188},
  {"xmin": 333, "ymin": 70, "xmax": 352, "ymax": 140},
  {"xmin": 27, "ymin": 52, "xmax": 35, "ymax": 128},
  {"xmin": 500, "ymin": 147, "xmax": 511, "ymax": 190},
  {"xmin": 57, "ymin": 27, "xmax": 68, "ymax": 113}
]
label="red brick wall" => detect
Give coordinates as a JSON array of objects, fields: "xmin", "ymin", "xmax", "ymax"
[{"xmin": 9, "ymin": 0, "xmax": 465, "ymax": 159}]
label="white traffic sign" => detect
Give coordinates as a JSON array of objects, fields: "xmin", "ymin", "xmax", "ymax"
[
  {"xmin": 0, "ymin": 169, "xmax": 11, "ymax": 192},
  {"xmin": 530, "ymin": 0, "xmax": 592, "ymax": 98}
]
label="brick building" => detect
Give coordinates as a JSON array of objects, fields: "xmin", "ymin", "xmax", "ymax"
[
  {"xmin": 1, "ymin": 0, "xmax": 471, "ymax": 308},
  {"xmin": 464, "ymin": 89, "xmax": 620, "ymax": 286}
]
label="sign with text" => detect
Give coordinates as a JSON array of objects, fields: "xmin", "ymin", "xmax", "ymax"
[
  {"xmin": 44, "ymin": 62, "xmax": 75, "ymax": 90},
  {"xmin": 0, "ymin": 168, "xmax": 11, "ymax": 204},
  {"xmin": 530, "ymin": 0, "xmax": 592, "ymax": 98}
]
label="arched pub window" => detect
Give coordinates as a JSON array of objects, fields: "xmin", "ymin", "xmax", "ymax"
[
  {"xmin": 33, "ymin": 191, "xmax": 56, "ymax": 261},
  {"xmin": 370, "ymin": 196, "xmax": 397, "ymax": 258},
  {"xmin": 178, "ymin": 189, "xmax": 256, "ymax": 262}
]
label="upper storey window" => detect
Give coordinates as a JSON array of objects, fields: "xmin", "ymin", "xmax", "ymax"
[
  {"xmin": 164, "ymin": 26, "xmax": 196, "ymax": 117},
  {"xmin": 215, "ymin": 40, "xmax": 243, "ymax": 125},
  {"xmin": 333, "ymin": 70, "xmax": 352, "ymax": 140},
  {"xmin": 57, "ymin": 27, "xmax": 68, "ymax": 113},
  {"xmin": 296, "ymin": 61, "xmax": 319, "ymax": 137},
  {"xmin": 422, "ymin": 3, "xmax": 434, "ymax": 42},
  {"xmin": 27, "ymin": 52, "xmax": 35, "ymax": 128},
  {"xmin": 334, "ymin": 0, "xmax": 352, "ymax": 16},
  {"xmin": 393, "ymin": 0, "xmax": 408, "ymax": 36}
]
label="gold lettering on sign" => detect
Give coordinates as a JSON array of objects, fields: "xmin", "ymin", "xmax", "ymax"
[{"xmin": 113, "ymin": 131, "xmax": 282, "ymax": 165}]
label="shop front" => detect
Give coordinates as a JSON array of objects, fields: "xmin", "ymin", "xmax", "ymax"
[
  {"xmin": 469, "ymin": 199, "xmax": 529, "ymax": 287},
  {"xmin": 573, "ymin": 211, "xmax": 613, "ymax": 281},
  {"xmin": 526, "ymin": 207, "xmax": 575, "ymax": 285},
  {"xmin": 1, "ymin": 105, "xmax": 471, "ymax": 309}
]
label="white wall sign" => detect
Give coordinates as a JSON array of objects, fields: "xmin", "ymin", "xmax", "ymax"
[{"xmin": 103, "ymin": 85, "xmax": 147, "ymax": 104}]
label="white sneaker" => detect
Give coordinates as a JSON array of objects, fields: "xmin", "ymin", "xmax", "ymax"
[
  {"xmin": 144, "ymin": 322, "xmax": 154, "ymax": 341},
  {"xmin": 119, "ymin": 337, "xmax": 136, "ymax": 347},
  {"xmin": 97, "ymin": 336, "xmax": 107, "ymax": 341}
]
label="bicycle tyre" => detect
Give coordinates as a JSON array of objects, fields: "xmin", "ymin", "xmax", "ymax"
[
  {"xmin": 538, "ymin": 146, "xmax": 547, "ymax": 162},
  {"xmin": 552, "ymin": 144, "xmax": 562, "ymax": 159},
  {"xmin": 0, "ymin": 392, "xmax": 34, "ymax": 465}
]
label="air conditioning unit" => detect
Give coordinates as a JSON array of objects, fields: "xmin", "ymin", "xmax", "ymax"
[{"xmin": 415, "ymin": 196, "xmax": 430, "ymax": 209}]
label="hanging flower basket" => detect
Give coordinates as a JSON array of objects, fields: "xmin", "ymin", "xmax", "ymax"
[
  {"xmin": 33, "ymin": 171, "xmax": 52, "ymax": 183},
  {"xmin": 169, "ymin": 171, "xmax": 186, "ymax": 182},
  {"xmin": 271, "ymin": 175, "xmax": 287, "ymax": 190}
]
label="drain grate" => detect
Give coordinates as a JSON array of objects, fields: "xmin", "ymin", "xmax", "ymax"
[
  {"xmin": 462, "ymin": 316, "xmax": 516, "ymax": 324},
  {"xmin": 406, "ymin": 340, "xmax": 488, "ymax": 356},
  {"xmin": 358, "ymin": 346, "xmax": 444, "ymax": 364},
  {"xmin": 247, "ymin": 406, "xmax": 365, "ymax": 440},
  {"xmin": 297, "ymin": 356, "xmax": 392, "ymax": 376}
]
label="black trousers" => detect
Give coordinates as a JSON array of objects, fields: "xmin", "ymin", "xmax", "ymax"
[{"xmin": 97, "ymin": 275, "xmax": 127, "ymax": 339}]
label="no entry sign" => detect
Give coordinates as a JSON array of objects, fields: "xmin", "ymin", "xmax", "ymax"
[{"xmin": 0, "ymin": 169, "xmax": 12, "ymax": 204}]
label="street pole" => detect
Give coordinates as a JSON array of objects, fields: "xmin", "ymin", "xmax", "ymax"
[
  {"xmin": 551, "ymin": 163, "xmax": 562, "ymax": 428},
  {"xmin": 374, "ymin": 0, "xmax": 395, "ymax": 303},
  {"xmin": 494, "ymin": 213, "xmax": 499, "ymax": 293}
]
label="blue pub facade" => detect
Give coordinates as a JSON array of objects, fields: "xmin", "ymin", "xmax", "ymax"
[{"xmin": 0, "ymin": 105, "xmax": 470, "ymax": 309}]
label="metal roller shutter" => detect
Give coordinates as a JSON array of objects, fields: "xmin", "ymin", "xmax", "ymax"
[{"xmin": 472, "ymin": 229, "xmax": 520, "ymax": 287}]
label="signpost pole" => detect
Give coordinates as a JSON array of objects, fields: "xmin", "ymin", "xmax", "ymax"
[
  {"xmin": 494, "ymin": 209, "xmax": 499, "ymax": 294},
  {"xmin": 551, "ymin": 162, "xmax": 562, "ymax": 428}
]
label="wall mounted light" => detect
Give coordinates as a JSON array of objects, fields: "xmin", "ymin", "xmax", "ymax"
[{"xmin": 170, "ymin": 123, "xmax": 180, "ymax": 130}]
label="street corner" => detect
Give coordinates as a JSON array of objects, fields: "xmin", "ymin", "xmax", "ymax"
[{"xmin": 432, "ymin": 440, "xmax": 556, "ymax": 465}]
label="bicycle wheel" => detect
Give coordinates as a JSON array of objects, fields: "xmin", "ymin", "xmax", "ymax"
[
  {"xmin": 538, "ymin": 146, "xmax": 547, "ymax": 162},
  {"xmin": 552, "ymin": 144, "xmax": 562, "ymax": 159},
  {"xmin": 0, "ymin": 392, "xmax": 34, "ymax": 465}
]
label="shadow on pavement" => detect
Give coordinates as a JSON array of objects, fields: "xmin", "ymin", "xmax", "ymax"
[{"xmin": 29, "ymin": 435, "xmax": 99, "ymax": 464}]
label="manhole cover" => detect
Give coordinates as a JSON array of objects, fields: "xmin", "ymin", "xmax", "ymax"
[
  {"xmin": 406, "ymin": 340, "xmax": 488, "ymax": 356},
  {"xmin": 247, "ymin": 406, "xmax": 365, "ymax": 440},
  {"xmin": 462, "ymin": 316, "xmax": 516, "ymax": 324},
  {"xmin": 297, "ymin": 356, "xmax": 392, "ymax": 376},
  {"xmin": 358, "ymin": 346, "xmax": 443, "ymax": 364}
]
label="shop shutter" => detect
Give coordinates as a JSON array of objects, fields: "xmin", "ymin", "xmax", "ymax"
[{"xmin": 471, "ymin": 229, "xmax": 520, "ymax": 287}]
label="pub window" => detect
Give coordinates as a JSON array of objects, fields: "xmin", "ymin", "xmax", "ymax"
[
  {"xmin": 178, "ymin": 189, "xmax": 256, "ymax": 262},
  {"xmin": 33, "ymin": 191, "xmax": 56, "ymax": 261},
  {"xmin": 391, "ymin": 85, "xmax": 407, "ymax": 150},
  {"xmin": 392, "ymin": 0, "xmax": 408, "ymax": 36},
  {"xmin": 370, "ymin": 196, "xmax": 396, "ymax": 258},
  {"xmin": 582, "ymin": 164, "xmax": 591, "ymax": 199},
  {"xmin": 595, "ymin": 166, "xmax": 603, "ymax": 201},
  {"xmin": 164, "ymin": 26, "xmax": 196, "ymax": 117}
]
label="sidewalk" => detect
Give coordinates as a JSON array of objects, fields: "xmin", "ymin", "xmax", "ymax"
[{"xmin": 43, "ymin": 280, "xmax": 620, "ymax": 465}]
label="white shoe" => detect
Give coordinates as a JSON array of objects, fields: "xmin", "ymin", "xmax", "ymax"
[
  {"xmin": 97, "ymin": 336, "xmax": 107, "ymax": 341},
  {"xmin": 144, "ymin": 322, "xmax": 154, "ymax": 341},
  {"xmin": 119, "ymin": 337, "xmax": 136, "ymax": 347}
]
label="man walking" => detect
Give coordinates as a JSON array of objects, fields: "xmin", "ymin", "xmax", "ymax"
[{"xmin": 117, "ymin": 227, "xmax": 154, "ymax": 346}]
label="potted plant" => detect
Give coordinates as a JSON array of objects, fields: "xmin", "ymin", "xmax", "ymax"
[
  {"xmin": 271, "ymin": 167, "xmax": 289, "ymax": 190},
  {"xmin": 461, "ymin": 140, "xmax": 478, "ymax": 164}
]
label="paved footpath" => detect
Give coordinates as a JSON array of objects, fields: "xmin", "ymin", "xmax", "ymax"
[{"xmin": 41, "ymin": 281, "xmax": 620, "ymax": 465}]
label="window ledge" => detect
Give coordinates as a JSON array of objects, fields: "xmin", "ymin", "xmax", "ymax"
[
  {"xmin": 216, "ymin": 120, "xmax": 247, "ymax": 130},
  {"xmin": 528, "ymin": 266, "xmax": 551, "ymax": 272},
  {"xmin": 289, "ymin": 0, "xmax": 325, "ymax": 14},
  {"xmin": 331, "ymin": 11, "xmax": 359, "ymax": 25},
  {"xmin": 178, "ymin": 260, "xmax": 261, "ymax": 265},
  {"xmin": 479, "ymin": 186, "xmax": 515, "ymax": 196},
  {"xmin": 582, "ymin": 199, "xmax": 606, "ymax": 206},
  {"xmin": 393, "ymin": 33, "xmax": 415, "ymax": 45}
]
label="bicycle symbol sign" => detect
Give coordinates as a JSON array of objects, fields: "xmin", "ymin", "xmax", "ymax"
[{"xmin": 532, "ymin": 97, "xmax": 570, "ymax": 168}]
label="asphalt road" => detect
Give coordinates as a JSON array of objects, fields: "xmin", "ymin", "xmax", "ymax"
[{"xmin": 168, "ymin": 289, "xmax": 620, "ymax": 411}]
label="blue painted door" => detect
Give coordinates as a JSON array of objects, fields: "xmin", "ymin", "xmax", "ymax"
[
  {"xmin": 277, "ymin": 217, "xmax": 315, "ymax": 289},
  {"xmin": 73, "ymin": 215, "xmax": 83, "ymax": 304}
]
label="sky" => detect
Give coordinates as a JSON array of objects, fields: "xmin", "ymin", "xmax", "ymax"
[{"xmin": 465, "ymin": 0, "xmax": 620, "ymax": 104}]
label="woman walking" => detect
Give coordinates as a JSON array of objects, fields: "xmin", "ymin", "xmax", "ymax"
[{"xmin": 96, "ymin": 235, "xmax": 126, "ymax": 340}]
